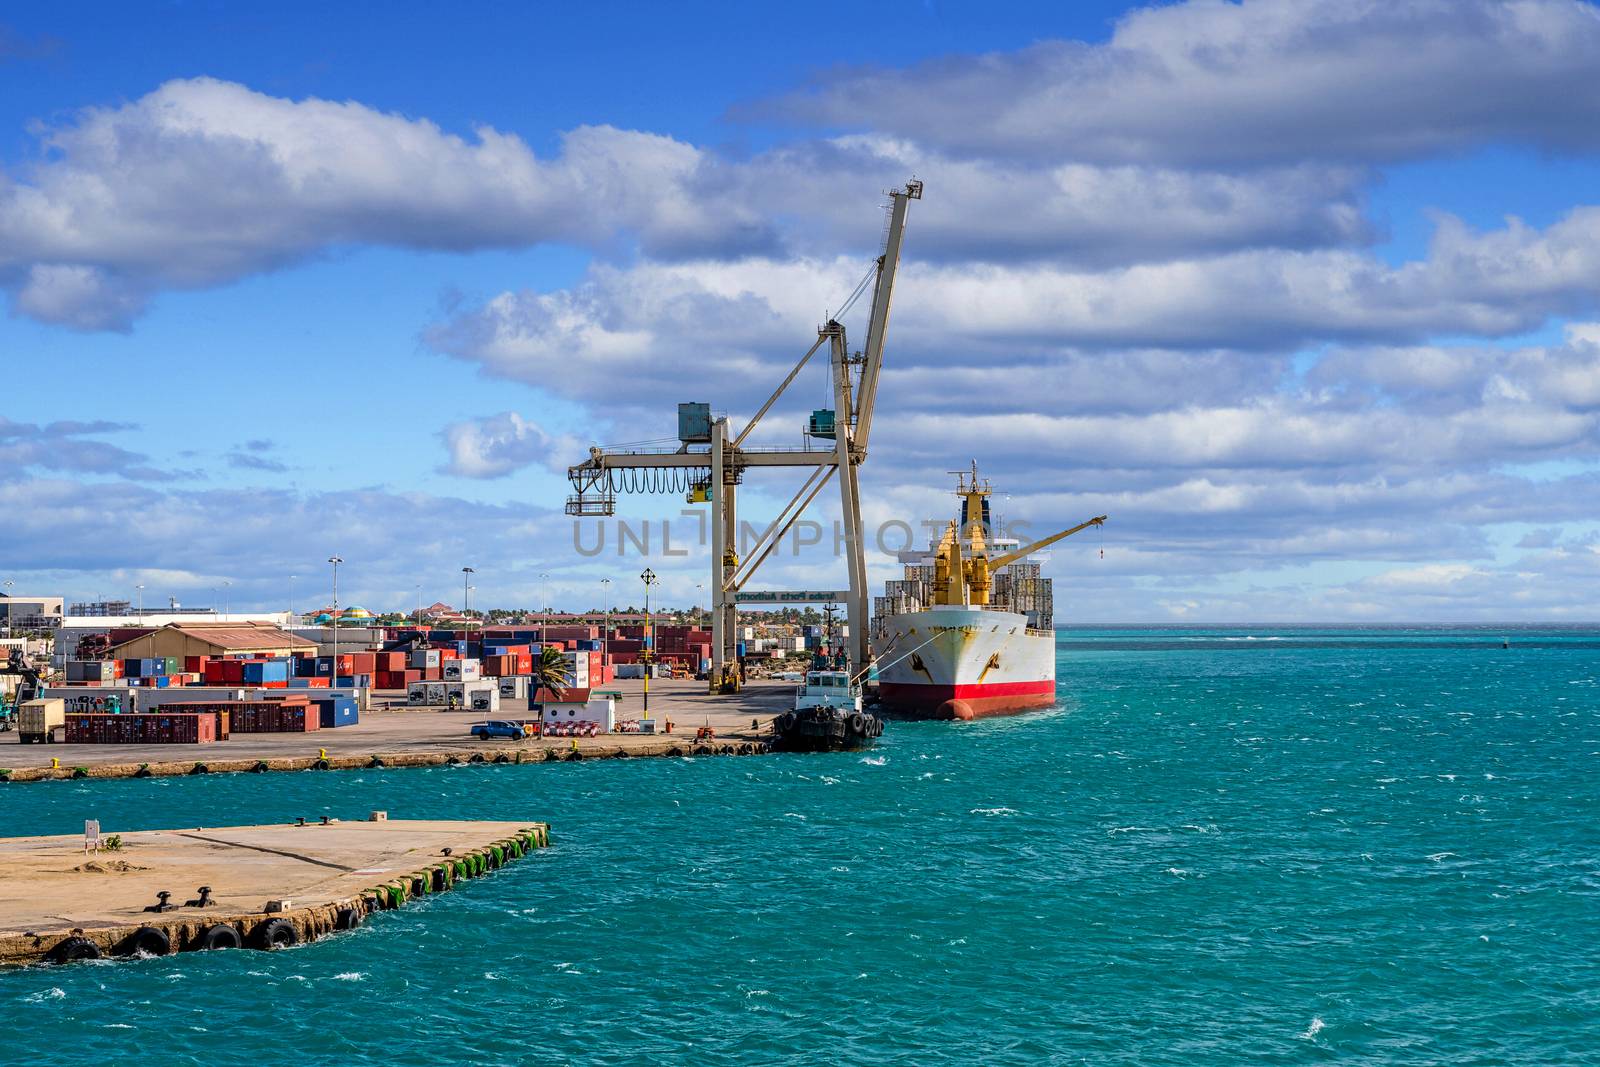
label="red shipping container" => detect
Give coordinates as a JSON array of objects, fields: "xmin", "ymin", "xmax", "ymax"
[{"xmin": 65, "ymin": 713, "xmax": 217, "ymax": 744}]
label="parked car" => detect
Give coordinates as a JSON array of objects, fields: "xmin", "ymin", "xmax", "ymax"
[{"xmin": 470, "ymin": 720, "xmax": 527, "ymax": 740}]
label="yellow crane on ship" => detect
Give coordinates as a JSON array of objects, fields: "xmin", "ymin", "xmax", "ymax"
[{"xmin": 930, "ymin": 463, "xmax": 1107, "ymax": 607}]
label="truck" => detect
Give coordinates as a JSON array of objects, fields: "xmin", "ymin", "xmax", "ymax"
[{"xmin": 19, "ymin": 698, "xmax": 66, "ymax": 743}]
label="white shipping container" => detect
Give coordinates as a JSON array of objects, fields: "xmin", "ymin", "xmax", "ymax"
[
  {"xmin": 497, "ymin": 676, "xmax": 529, "ymax": 699},
  {"xmin": 19, "ymin": 698, "xmax": 66, "ymax": 741},
  {"xmin": 443, "ymin": 658, "xmax": 481, "ymax": 681},
  {"xmin": 468, "ymin": 688, "xmax": 501, "ymax": 712}
]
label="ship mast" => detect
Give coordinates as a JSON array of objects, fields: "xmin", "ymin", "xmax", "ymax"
[{"xmin": 933, "ymin": 462, "xmax": 1108, "ymax": 607}]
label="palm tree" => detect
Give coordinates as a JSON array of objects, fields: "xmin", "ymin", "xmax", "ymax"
[{"xmin": 532, "ymin": 645, "xmax": 570, "ymax": 697}]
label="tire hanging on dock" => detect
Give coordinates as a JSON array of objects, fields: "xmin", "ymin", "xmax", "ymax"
[
  {"xmin": 252, "ymin": 918, "xmax": 299, "ymax": 950},
  {"xmin": 117, "ymin": 926, "xmax": 172, "ymax": 957},
  {"xmin": 46, "ymin": 937, "xmax": 101, "ymax": 964},
  {"xmin": 196, "ymin": 924, "xmax": 242, "ymax": 951}
]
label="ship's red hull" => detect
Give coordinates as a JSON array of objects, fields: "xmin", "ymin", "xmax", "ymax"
[{"xmin": 876, "ymin": 679, "xmax": 1056, "ymax": 720}]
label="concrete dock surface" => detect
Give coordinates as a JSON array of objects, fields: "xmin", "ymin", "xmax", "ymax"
[
  {"xmin": 1, "ymin": 819, "xmax": 549, "ymax": 964},
  {"xmin": 1, "ymin": 677, "xmax": 797, "ymax": 779}
]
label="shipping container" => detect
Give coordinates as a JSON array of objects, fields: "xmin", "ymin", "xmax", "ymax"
[
  {"xmin": 64, "ymin": 712, "xmax": 218, "ymax": 744},
  {"xmin": 312, "ymin": 696, "xmax": 360, "ymax": 728},
  {"xmin": 443, "ymin": 659, "xmax": 482, "ymax": 681}
]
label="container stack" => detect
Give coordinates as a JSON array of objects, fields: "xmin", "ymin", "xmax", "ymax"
[{"xmin": 64, "ymin": 713, "xmax": 219, "ymax": 744}]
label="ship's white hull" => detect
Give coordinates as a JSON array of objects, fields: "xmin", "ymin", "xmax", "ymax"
[{"xmin": 873, "ymin": 606, "xmax": 1056, "ymax": 720}]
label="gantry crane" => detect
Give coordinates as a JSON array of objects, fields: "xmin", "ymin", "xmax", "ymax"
[{"xmin": 566, "ymin": 180, "xmax": 922, "ymax": 691}]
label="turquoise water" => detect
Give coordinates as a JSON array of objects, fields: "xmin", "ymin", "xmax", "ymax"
[{"xmin": 4, "ymin": 625, "xmax": 1597, "ymax": 1064}]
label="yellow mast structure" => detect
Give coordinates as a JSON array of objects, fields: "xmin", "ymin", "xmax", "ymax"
[{"xmin": 931, "ymin": 462, "xmax": 1107, "ymax": 608}]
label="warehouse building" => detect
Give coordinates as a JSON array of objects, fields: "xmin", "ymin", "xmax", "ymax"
[{"xmin": 106, "ymin": 622, "xmax": 317, "ymax": 661}]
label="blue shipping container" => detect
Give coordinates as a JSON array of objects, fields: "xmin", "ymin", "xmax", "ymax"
[
  {"xmin": 315, "ymin": 704, "xmax": 360, "ymax": 728},
  {"xmin": 241, "ymin": 660, "xmax": 289, "ymax": 683}
]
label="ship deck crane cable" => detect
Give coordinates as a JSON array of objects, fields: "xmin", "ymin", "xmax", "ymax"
[{"xmin": 850, "ymin": 628, "xmax": 943, "ymax": 688}]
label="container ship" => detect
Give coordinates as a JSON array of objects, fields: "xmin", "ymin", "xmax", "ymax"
[{"xmin": 870, "ymin": 465, "xmax": 1105, "ymax": 720}]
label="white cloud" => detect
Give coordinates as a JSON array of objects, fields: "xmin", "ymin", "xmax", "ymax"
[
  {"xmin": 0, "ymin": 77, "xmax": 775, "ymax": 328},
  {"xmin": 430, "ymin": 206, "xmax": 1600, "ymax": 422},
  {"xmin": 739, "ymin": 135, "xmax": 1372, "ymax": 265},
  {"xmin": 1366, "ymin": 562, "xmax": 1486, "ymax": 590},
  {"xmin": 0, "ymin": 73, "xmax": 1385, "ymax": 330},
  {"xmin": 768, "ymin": 0, "xmax": 1600, "ymax": 165},
  {"xmin": 438, "ymin": 412, "xmax": 581, "ymax": 479}
]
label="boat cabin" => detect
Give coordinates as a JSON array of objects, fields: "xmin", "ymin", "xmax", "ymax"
[{"xmin": 795, "ymin": 670, "xmax": 861, "ymax": 713}]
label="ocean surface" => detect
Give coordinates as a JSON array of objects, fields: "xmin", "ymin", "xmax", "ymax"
[{"xmin": 4, "ymin": 625, "xmax": 1597, "ymax": 1064}]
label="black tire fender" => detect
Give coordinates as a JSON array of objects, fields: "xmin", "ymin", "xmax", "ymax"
[
  {"xmin": 46, "ymin": 936, "xmax": 101, "ymax": 964},
  {"xmin": 196, "ymin": 924, "xmax": 242, "ymax": 951},
  {"xmin": 334, "ymin": 907, "xmax": 363, "ymax": 931},
  {"xmin": 252, "ymin": 917, "xmax": 299, "ymax": 950},
  {"xmin": 117, "ymin": 926, "xmax": 172, "ymax": 957}
]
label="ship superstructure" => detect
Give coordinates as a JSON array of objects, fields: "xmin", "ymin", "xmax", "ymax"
[{"xmin": 871, "ymin": 466, "xmax": 1104, "ymax": 720}]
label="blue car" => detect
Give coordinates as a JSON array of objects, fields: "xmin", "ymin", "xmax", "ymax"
[{"xmin": 471, "ymin": 720, "xmax": 526, "ymax": 740}]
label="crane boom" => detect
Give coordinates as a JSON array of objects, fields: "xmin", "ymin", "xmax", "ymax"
[
  {"xmin": 986, "ymin": 516, "xmax": 1107, "ymax": 573},
  {"xmin": 852, "ymin": 179, "xmax": 921, "ymax": 450}
]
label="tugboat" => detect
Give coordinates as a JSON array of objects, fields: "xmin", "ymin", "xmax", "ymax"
[
  {"xmin": 773, "ymin": 680, "xmax": 883, "ymax": 751},
  {"xmin": 771, "ymin": 621, "xmax": 883, "ymax": 751}
]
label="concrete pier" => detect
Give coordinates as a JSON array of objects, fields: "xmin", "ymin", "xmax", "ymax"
[
  {"xmin": 0, "ymin": 677, "xmax": 797, "ymax": 783},
  {"xmin": 0, "ymin": 818, "xmax": 549, "ymax": 965}
]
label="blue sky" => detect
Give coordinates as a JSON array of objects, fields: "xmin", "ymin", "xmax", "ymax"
[{"xmin": 4, "ymin": 0, "xmax": 1600, "ymax": 620}]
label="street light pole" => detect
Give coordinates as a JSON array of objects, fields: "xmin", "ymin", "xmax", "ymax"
[
  {"xmin": 289, "ymin": 575, "xmax": 296, "ymax": 622},
  {"xmin": 223, "ymin": 579, "xmax": 232, "ymax": 619},
  {"xmin": 541, "ymin": 571, "xmax": 550, "ymax": 616},
  {"xmin": 461, "ymin": 567, "xmax": 474, "ymax": 628},
  {"xmin": 136, "ymin": 584, "xmax": 145, "ymax": 621},
  {"xmin": 640, "ymin": 568, "xmax": 657, "ymax": 719},
  {"xmin": 328, "ymin": 557, "xmax": 342, "ymax": 691}
]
